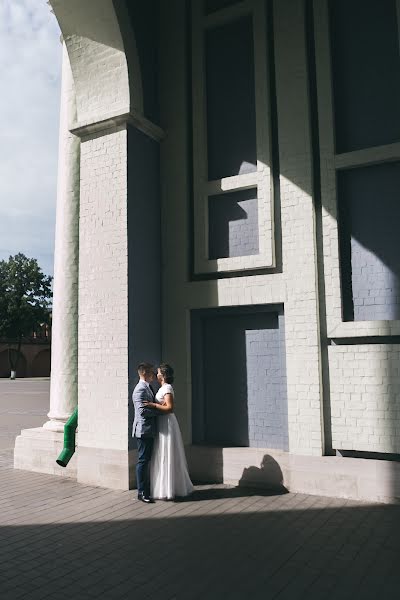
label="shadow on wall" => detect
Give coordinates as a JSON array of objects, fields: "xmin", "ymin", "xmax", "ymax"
[
  {"xmin": 239, "ymin": 454, "xmax": 289, "ymax": 494},
  {"xmin": 188, "ymin": 447, "xmax": 289, "ymax": 495},
  {"xmin": 208, "ymin": 189, "xmax": 259, "ymax": 260},
  {"xmin": 337, "ymin": 163, "xmax": 400, "ymax": 322}
]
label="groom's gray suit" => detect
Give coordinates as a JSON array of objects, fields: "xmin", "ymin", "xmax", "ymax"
[
  {"xmin": 132, "ymin": 380, "xmax": 159, "ymax": 437},
  {"xmin": 132, "ymin": 380, "xmax": 159, "ymax": 497}
]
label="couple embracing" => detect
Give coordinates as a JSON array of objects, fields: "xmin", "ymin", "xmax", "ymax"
[{"xmin": 132, "ymin": 362, "xmax": 194, "ymax": 503}]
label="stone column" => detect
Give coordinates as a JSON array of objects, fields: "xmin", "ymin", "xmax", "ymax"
[
  {"xmin": 43, "ymin": 42, "xmax": 80, "ymax": 432},
  {"xmin": 14, "ymin": 42, "xmax": 80, "ymax": 476}
]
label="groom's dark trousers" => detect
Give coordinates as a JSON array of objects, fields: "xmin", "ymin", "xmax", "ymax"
[{"xmin": 136, "ymin": 437, "xmax": 154, "ymax": 497}]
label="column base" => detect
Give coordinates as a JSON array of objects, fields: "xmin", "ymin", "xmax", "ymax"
[
  {"xmin": 14, "ymin": 427, "xmax": 77, "ymax": 479},
  {"xmin": 77, "ymin": 447, "xmax": 137, "ymax": 490},
  {"xmin": 43, "ymin": 419, "xmax": 68, "ymax": 433}
]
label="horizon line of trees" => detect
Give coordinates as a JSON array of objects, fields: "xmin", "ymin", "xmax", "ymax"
[{"xmin": 0, "ymin": 253, "xmax": 52, "ymax": 378}]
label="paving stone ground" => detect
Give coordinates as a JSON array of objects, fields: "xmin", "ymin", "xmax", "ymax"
[
  {"xmin": 0, "ymin": 379, "xmax": 49, "ymax": 450},
  {"xmin": 1, "ymin": 450, "xmax": 400, "ymax": 600},
  {"xmin": 1, "ymin": 381, "xmax": 400, "ymax": 599}
]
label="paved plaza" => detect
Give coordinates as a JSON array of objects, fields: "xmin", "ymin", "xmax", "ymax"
[
  {"xmin": 0, "ymin": 380, "xmax": 49, "ymax": 450},
  {"xmin": 1, "ymin": 381, "xmax": 400, "ymax": 599}
]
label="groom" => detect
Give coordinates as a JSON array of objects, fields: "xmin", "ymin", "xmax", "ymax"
[{"xmin": 132, "ymin": 362, "xmax": 159, "ymax": 503}]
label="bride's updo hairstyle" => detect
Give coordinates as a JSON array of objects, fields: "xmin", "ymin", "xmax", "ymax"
[{"xmin": 159, "ymin": 363, "xmax": 174, "ymax": 384}]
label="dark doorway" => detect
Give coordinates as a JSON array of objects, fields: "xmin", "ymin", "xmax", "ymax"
[{"xmin": 191, "ymin": 306, "xmax": 288, "ymax": 450}]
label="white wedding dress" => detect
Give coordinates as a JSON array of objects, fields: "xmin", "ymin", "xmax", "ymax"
[{"xmin": 150, "ymin": 383, "xmax": 194, "ymax": 500}]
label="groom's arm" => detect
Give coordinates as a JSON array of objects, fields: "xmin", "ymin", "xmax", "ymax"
[{"xmin": 134, "ymin": 389, "xmax": 159, "ymax": 418}]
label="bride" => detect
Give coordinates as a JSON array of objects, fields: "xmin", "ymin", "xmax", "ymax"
[{"xmin": 145, "ymin": 363, "xmax": 194, "ymax": 500}]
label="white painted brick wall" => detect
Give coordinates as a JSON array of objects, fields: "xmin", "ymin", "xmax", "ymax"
[
  {"xmin": 55, "ymin": 0, "xmax": 133, "ymax": 127},
  {"xmin": 329, "ymin": 344, "xmax": 400, "ymax": 453},
  {"xmin": 78, "ymin": 126, "xmax": 129, "ymax": 451},
  {"xmin": 160, "ymin": 0, "xmax": 324, "ymax": 456},
  {"xmin": 37, "ymin": 0, "xmax": 400, "ymax": 492},
  {"xmin": 246, "ymin": 316, "xmax": 288, "ymax": 450},
  {"xmin": 67, "ymin": 34, "xmax": 130, "ymax": 126}
]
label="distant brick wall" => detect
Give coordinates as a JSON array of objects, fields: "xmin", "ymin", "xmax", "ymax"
[
  {"xmin": 329, "ymin": 344, "xmax": 400, "ymax": 453},
  {"xmin": 0, "ymin": 342, "xmax": 50, "ymax": 378}
]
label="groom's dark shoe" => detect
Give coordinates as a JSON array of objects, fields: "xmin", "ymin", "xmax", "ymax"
[{"xmin": 137, "ymin": 492, "xmax": 154, "ymax": 504}]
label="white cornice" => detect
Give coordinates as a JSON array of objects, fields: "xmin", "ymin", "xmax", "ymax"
[{"xmin": 70, "ymin": 109, "xmax": 165, "ymax": 142}]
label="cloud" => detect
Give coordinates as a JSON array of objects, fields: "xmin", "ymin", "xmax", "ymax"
[{"xmin": 0, "ymin": 0, "xmax": 61, "ymax": 275}]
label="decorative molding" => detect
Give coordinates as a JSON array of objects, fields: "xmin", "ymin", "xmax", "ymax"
[
  {"xmin": 206, "ymin": 172, "xmax": 259, "ymax": 195},
  {"xmin": 71, "ymin": 109, "xmax": 165, "ymax": 142},
  {"xmin": 335, "ymin": 142, "xmax": 400, "ymax": 170},
  {"xmin": 328, "ymin": 320, "xmax": 400, "ymax": 340}
]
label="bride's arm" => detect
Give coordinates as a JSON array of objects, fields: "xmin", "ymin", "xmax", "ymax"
[{"xmin": 145, "ymin": 393, "xmax": 173, "ymax": 413}]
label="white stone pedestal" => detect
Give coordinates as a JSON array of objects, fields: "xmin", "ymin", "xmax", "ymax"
[
  {"xmin": 77, "ymin": 447, "xmax": 137, "ymax": 490},
  {"xmin": 14, "ymin": 428, "xmax": 77, "ymax": 479},
  {"xmin": 187, "ymin": 445, "xmax": 400, "ymax": 504}
]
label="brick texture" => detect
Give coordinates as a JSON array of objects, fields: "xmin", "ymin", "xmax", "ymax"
[
  {"xmin": 78, "ymin": 126, "xmax": 129, "ymax": 451},
  {"xmin": 329, "ymin": 344, "xmax": 400, "ymax": 453},
  {"xmin": 246, "ymin": 315, "xmax": 288, "ymax": 450},
  {"xmin": 160, "ymin": 0, "xmax": 323, "ymax": 456}
]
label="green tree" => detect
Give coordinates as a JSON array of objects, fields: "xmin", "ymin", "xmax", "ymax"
[{"xmin": 0, "ymin": 254, "xmax": 52, "ymax": 377}]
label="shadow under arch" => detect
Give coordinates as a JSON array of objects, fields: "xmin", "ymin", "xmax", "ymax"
[{"xmin": 31, "ymin": 349, "xmax": 51, "ymax": 378}]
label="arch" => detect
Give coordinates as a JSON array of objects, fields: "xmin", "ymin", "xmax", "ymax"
[
  {"xmin": 31, "ymin": 349, "xmax": 51, "ymax": 378},
  {"xmin": 49, "ymin": 0, "xmax": 143, "ymax": 127},
  {"xmin": 0, "ymin": 349, "xmax": 27, "ymax": 378}
]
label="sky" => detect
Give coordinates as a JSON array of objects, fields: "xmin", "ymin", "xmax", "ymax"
[{"xmin": 0, "ymin": 0, "xmax": 61, "ymax": 277}]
